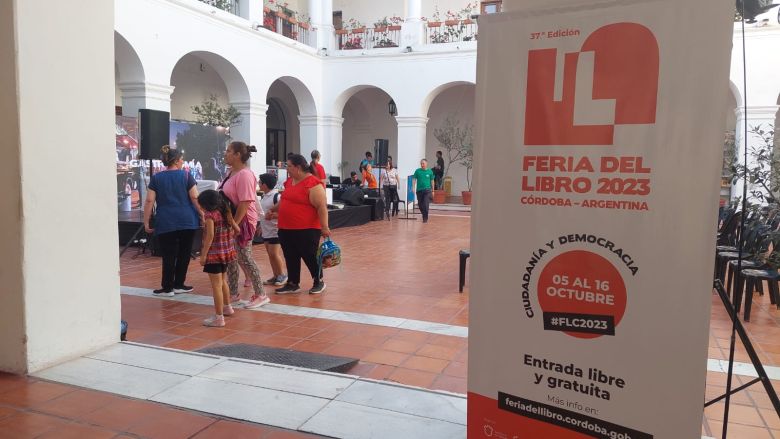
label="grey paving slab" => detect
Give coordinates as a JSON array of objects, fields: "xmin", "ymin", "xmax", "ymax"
[
  {"xmin": 337, "ymin": 380, "xmax": 466, "ymax": 425},
  {"xmin": 301, "ymin": 400, "xmax": 466, "ymax": 439},
  {"xmin": 33, "ymin": 357, "xmax": 188, "ymax": 400},
  {"xmin": 151, "ymin": 376, "xmax": 330, "ymax": 430},
  {"xmin": 86, "ymin": 343, "xmax": 223, "ymax": 376}
]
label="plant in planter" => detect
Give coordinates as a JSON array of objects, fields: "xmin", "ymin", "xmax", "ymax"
[
  {"xmin": 731, "ymin": 124, "xmax": 779, "ymax": 204},
  {"xmin": 373, "ymin": 16, "xmax": 391, "ymax": 32},
  {"xmin": 434, "ymin": 114, "xmax": 474, "ymax": 202},
  {"xmin": 455, "ymin": 129, "xmax": 474, "ymax": 205},
  {"xmin": 343, "ymin": 35, "xmax": 363, "ymax": 49},
  {"xmin": 346, "ymin": 18, "xmax": 366, "ymax": 33},
  {"xmin": 191, "ymin": 94, "xmax": 242, "ymax": 136}
]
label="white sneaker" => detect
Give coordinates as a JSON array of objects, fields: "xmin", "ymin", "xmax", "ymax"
[{"xmin": 244, "ymin": 295, "xmax": 270, "ymax": 310}]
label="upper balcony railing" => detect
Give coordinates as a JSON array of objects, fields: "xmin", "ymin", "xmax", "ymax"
[
  {"xmin": 198, "ymin": 0, "xmax": 239, "ymax": 16},
  {"xmin": 426, "ymin": 18, "xmax": 478, "ymax": 44},
  {"xmin": 262, "ymin": 7, "xmax": 311, "ymax": 46},
  {"xmin": 337, "ymin": 26, "xmax": 402, "ymax": 50}
]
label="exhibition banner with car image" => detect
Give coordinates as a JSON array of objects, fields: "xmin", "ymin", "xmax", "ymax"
[{"xmin": 468, "ymin": 0, "xmax": 734, "ymax": 437}]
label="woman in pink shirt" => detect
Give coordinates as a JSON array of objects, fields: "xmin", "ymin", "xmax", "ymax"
[{"xmin": 220, "ymin": 142, "xmax": 270, "ymax": 310}]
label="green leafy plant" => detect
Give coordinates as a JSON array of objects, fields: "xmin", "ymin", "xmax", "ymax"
[
  {"xmin": 434, "ymin": 114, "xmax": 474, "ymax": 185},
  {"xmin": 731, "ymin": 124, "xmax": 778, "ymax": 204},
  {"xmin": 192, "ymin": 94, "xmax": 242, "ymax": 133}
]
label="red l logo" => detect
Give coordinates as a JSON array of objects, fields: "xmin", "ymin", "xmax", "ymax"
[{"xmin": 524, "ymin": 23, "xmax": 659, "ymax": 146}]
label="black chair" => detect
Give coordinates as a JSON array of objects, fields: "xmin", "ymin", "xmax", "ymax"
[
  {"xmin": 459, "ymin": 249, "xmax": 470, "ymax": 293},
  {"xmin": 738, "ymin": 268, "xmax": 780, "ymax": 321}
]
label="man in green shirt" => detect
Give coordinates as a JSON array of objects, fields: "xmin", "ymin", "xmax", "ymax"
[{"xmin": 413, "ymin": 159, "xmax": 435, "ymax": 223}]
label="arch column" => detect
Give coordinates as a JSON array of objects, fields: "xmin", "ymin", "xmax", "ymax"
[
  {"xmin": 231, "ymin": 102, "xmax": 268, "ymax": 175},
  {"xmin": 402, "ymin": 0, "xmax": 425, "ymax": 47},
  {"xmin": 310, "ymin": 0, "xmax": 335, "ymax": 51},
  {"xmin": 299, "ymin": 115, "xmax": 344, "ymax": 177},
  {"xmin": 396, "ymin": 116, "xmax": 429, "ymax": 202},
  {"xmin": 118, "ymin": 82, "xmax": 175, "ymax": 116}
]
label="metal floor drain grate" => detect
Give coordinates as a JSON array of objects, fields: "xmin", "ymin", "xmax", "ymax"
[{"xmin": 198, "ymin": 343, "xmax": 359, "ymax": 373}]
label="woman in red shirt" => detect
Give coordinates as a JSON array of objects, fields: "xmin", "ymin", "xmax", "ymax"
[
  {"xmin": 310, "ymin": 150, "xmax": 327, "ymax": 186},
  {"xmin": 273, "ymin": 154, "xmax": 331, "ymax": 294}
]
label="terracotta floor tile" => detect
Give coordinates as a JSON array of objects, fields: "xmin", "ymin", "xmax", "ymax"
[
  {"xmin": 189, "ymin": 327, "xmax": 238, "ymax": 342},
  {"xmin": 340, "ymin": 334, "xmax": 391, "ymax": 348},
  {"xmin": 431, "ymin": 375, "xmax": 467, "ymax": 394},
  {"xmin": 0, "ymin": 374, "xmax": 31, "ymax": 395},
  {"xmin": 128, "ymin": 408, "xmax": 217, "ymax": 439},
  {"xmin": 363, "ymin": 364, "xmax": 397, "ymax": 380},
  {"xmin": 220, "ymin": 331, "xmax": 270, "ymax": 345},
  {"xmin": 163, "ymin": 337, "xmax": 214, "ymax": 351},
  {"xmin": 293, "ymin": 318, "xmax": 334, "ymax": 330},
  {"xmin": 363, "ymin": 349, "xmax": 410, "ymax": 367},
  {"xmin": 0, "ymin": 407, "xmax": 19, "ymax": 421},
  {"xmin": 387, "ymin": 368, "xmax": 438, "ymax": 388},
  {"xmin": 81, "ymin": 398, "xmax": 165, "ymax": 431},
  {"xmin": 0, "ymin": 412, "xmax": 71, "ymax": 438},
  {"xmin": 416, "ymin": 344, "xmax": 462, "ymax": 361},
  {"xmin": 401, "ymin": 355, "xmax": 449, "ymax": 373},
  {"xmin": 36, "ymin": 422, "xmax": 117, "ymax": 439},
  {"xmin": 275, "ymin": 325, "xmax": 324, "ymax": 339},
  {"xmin": 0, "ymin": 381, "xmax": 75, "ymax": 408},
  {"xmin": 380, "ymin": 339, "xmax": 423, "ymax": 354},
  {"xmin": 191, "ymin": 419, "xmax": 271, "ymax": 438},
  {"xmin": 290, "ymin": 339, "xmax": 334, "ymax": 354},
  {"xmin": 259, "ymin": 335, "xmax": 300, "ymax": 349},
  {"xmin": 705, "ymin": 402, "xmax": 765, "ymax": 426},
  {"xmin": 248, "ymin": 322, "xmax": 291, "ymax": 335},
  {"xmin": 443, "ymin": 361, "xmax": 468, "ymax": 379},
  {"xmin": 324, "ymin": 343, "xmax": 375, "ymax": 359},
  {"xmin": 34, "ymin": 389, "xmax": 124, "ymax": 419}
]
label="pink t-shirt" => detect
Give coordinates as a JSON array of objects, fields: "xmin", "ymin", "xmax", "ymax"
[{"xmin": 221, "ymin": 167, "xmax": 258, "ymax": 225}]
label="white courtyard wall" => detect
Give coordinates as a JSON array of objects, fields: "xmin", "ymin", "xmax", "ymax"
[
  {"xmin": 426, "ymin": 84, "xmax": 475, "ymax": 194},
  {"xmin": 170, "ymin": 55, "xmax": 231, "ymax": 121}
]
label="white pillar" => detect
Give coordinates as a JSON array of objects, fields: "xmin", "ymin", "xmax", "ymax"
[
  {"xmin": 732, "ymin": 107, "xmax": 746, "ymax": 201},
  {"xmin": 300, "ymin": 115, "xmax": 343, "ymax": 178},
  {"xmin": 396, "ymin": 116, "xmax": 429, "ymax": 203},
  {"xmin": 231, "ymin": 102, "xmax": 268, "ymax": 176},
  {"xmin": 310, "ymin": 0, "xmax": 335, "ymax": 51},
  {"xmin": 0, "ymin": 0, "xmax": 119, "ymax": 373},
  {"xmin": 118, "ymin": 82, "xmax": 175, "ymax": 116},
  {"xmin": 402, "ymin": 0, "xmax": 425, "ymax": 47},
  {"xmin": 237, "ymin": 0, "xmax": 263, "ymax": 24}
]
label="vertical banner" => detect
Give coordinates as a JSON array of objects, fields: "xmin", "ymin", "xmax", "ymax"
[
  {"xmin": 468, "ymin": 0, "xmax": 734, "ymax": 438},
  {"xmin": 407, "ymin": 175, "xmax": 416, "ymax": 204}
]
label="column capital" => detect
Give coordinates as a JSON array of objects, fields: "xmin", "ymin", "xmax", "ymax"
[
  {"xmin": 395, "ymin": 116, "xmax": 429, "ymax": 128},
  {"xmin": 299, "ymin": 115, "xmax": 344, "ymax": 126},
  {"xmin": 743, "ymin": 105, "xmax": 780, "ymax": 120},
  {"xmin": 117, "ymin": 82, "xmax": 175, "ymax": 99},
  {"xmin": 230, "ymin": 102, "xmax": 269, "ymax": 116}
]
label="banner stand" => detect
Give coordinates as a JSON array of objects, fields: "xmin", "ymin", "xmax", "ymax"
[
  {"xmin": 398, "ymin": 175, "xmax": 417, "ymax": 221},
  {"xmin": 706, "ymin": 281, "xmax": 780, "ymax": 430}
]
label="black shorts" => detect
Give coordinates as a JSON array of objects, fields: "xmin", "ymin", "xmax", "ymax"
[
  {"xmin": 263, "ymin": 237, "xmax": 280, "ymax": 245},
  {"xmin": 203, "ymin": 263, "xmax": 227, "ymax": 274}
]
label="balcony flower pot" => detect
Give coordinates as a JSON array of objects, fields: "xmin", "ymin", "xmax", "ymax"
[
  {"xmin": 299, "ymin": 22, "xmax": 309, "ymax": 30},
  {"xmin": 277, "ymin": 12, "xmax": 288, "ymax": 20},
  {"xmin": 374, "ymin": 26, "xmax": 387, "ymax": 32},
  {"xmin": 461, "ymin": 191, "xmax": 472, "ymax": 205},
  {"xmin": 445, "ymin": 19, "xmax": 460, "ymax": 26},
  {"xmin": 462, "ymin": 19, "xmax": 474, "ymax": 25},
  {"xmin": 289, "ymin": 17, "xmax": 297, "ymax": 24},
  {"xmin": 428, "ymin": 21, "xmax": 442, "ymax": 27},
  {"xmin": 432, "ymin": 190, "xmax": 447, "ymax": 204},
  {"xmin": 335, "ymin": 29, "xmax": 348, "ymax": 35},
  {"xmin": 351, "ymin": 27, "xmax": 366, "ymax": 33},
  {"xmin": 388, "ymin": 25, "xmax": 402, "ymax": 31}
]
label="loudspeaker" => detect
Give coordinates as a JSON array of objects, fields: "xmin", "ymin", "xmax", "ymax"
[
  {"xmin": 374, "ymin": 139, "xmax": 389, "ymax": 166},
  {"xmin": 341, "ymin": 186, "xmax": 364, "ymax": 206},
  {"xmin": 138, "ymin": 109, "xmax": 170, "ymax": 160}
]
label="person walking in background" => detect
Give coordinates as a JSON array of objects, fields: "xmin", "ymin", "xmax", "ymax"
[
  {"xmin": 381, "ymin": 161, "xmax": 400, "ymax": 218},
  {"xmin": 144, "ymin": 146, "xmax": 201, "ymax": 296},
  {"xmin": 220, "ymin": 142, "xmax": 270, "ymax": 310},
  {"xmin": 359, "ymin": 151, "xmax": 373, "ymax": 173},
  {"xmin": 413, "ymin": 158, "xmax": 435, "ymax": 223},
  {"xmin": 258, "ymin": 173, "xmax": 288, "ymax": 287},
  {"xmin": 362, "ymin": 163, "xmax": 378, "ymax": 189},
  {"xmin": 271, "ymin": 154, "xmax": 331, "ymax": 295},
  {"xmin": 197, "ymin": 190, "xmax": 239, "ymax": 327},
  {"xmin": 434, "ymin": 150, "xmax": 445, "ymax": 190},
  {"xmin": 310, "ymin": 150, "xmax": 327, "ymax": 186}
]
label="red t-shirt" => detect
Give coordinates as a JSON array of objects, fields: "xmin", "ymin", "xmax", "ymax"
[
  {"xmin": 312, "ymin": 162, "xmax": 326, "ymax": 186},
  {"xmin": 278, "ymin": 175, "xmax": 322, "ymax": 230}
]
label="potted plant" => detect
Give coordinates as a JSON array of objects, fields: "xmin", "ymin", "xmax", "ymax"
[
  {"xmin": 427, "ymin": 6, "xmax": 442, "ymax": 27},
  {"xmin": 347, "ymin": 18, "xmax": 365, "ymax": 33},
  {"xmin": 433, "ymin": 114, "xmax": 474, "ymax": 204},
  {"xmin": 457, "ymin": 131, "xmax": 474, "ymax": 205},
  {"xmin": 388, "ymin": 15, "xmax": 403, "ymax": 31},
  {"xmin": 374, "ymin": 17, "xmax": 390, "ymax": 32}
]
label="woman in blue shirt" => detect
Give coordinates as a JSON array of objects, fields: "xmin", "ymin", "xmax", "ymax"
[{"xmin": 144, "ymin": 146, "xmax": 202, "ymax": 296}]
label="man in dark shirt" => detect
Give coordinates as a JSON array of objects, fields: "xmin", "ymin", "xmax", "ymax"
[
  {"xmin": 434, "ymin": 151, "xmax": 445, "ymax": 190},
  {"xmin": 342, "ymin": 171, "xmax": 361, "ymax": 187}
]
